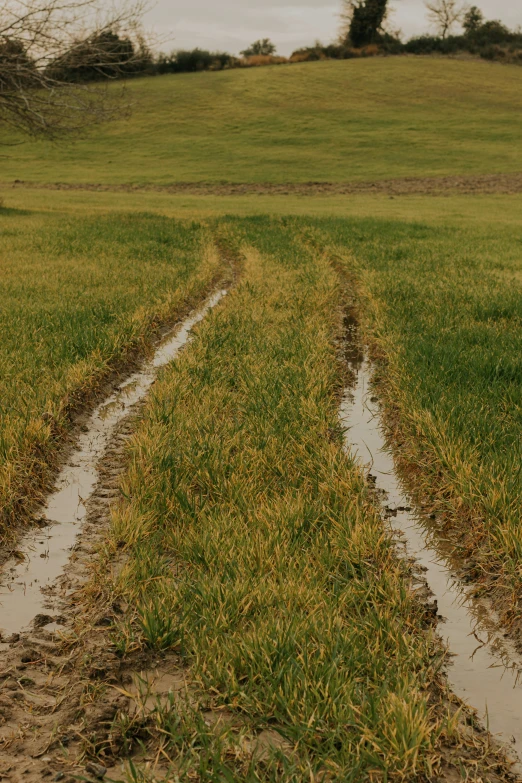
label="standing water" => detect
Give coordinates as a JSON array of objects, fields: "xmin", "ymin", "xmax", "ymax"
[
  {"xmin": 341, "ymin": 350, "xmax": 522, "ymax": 770},
  {"xmin": 0, "ymin": 290, "xmax": 227, "ymax": 638}
]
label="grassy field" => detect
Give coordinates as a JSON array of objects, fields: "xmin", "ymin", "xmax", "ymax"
[
  {"xmin": 313, "ymin": 214, "xmax": 522, "ymax": 625},
  {"xmin": 2, "ymin": 54, "xmax": 522, "ymax": 780},
  {"xmin": 69, "ymin": 207, "xmax": 521, "ymax": 781},
  {"xmin": 98, "ymin": 221, "xmax": 462, "ymax": 781},
  {"xmin": 0, "ymin": 209, "xmax": 223, "ymax": 541},
  {"xmin": 1, "ymin": 57, "xmax": 522, "ymax": 185},
  {"xmin": 4, "ymin": 186, "xmax": 522, "ymax": 225}
]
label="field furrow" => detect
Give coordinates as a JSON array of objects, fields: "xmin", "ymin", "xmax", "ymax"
[
  {"xmin": 77, "ymin": 224, "xmax": 502, "ymax": 781},
  {"xmin": 0, "ymin": 211, "xmax": 224, "ymax": 543}
]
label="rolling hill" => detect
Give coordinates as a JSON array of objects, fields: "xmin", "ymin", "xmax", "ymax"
[{"xmin": 1, "ymin": 56, "xmax": 522, "ymax": 186}]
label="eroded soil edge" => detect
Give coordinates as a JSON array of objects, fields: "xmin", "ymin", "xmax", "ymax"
[{"xmin": 7, "ymin": 172, "xmax": 522, "ymax": 197}]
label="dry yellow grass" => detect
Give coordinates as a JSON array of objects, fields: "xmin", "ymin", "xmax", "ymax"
[{"xmin": 91, "ymin": 221, "xmax": 498, "ymax": 781}]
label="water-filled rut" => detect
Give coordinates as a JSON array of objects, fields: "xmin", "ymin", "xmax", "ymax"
[
  {"xmin": 341, "ymin": 346, "xmax": 522, "ymax": 771},
  {"xmin": 0, "ymin": 289, "xmax": 227, "ymax": 639}
]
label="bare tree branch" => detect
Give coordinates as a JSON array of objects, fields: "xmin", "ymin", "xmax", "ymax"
[
  {"xmin": 425, "ymin": 0, "xmax": 466, "ymax": 39},
  {"xmin": 0, "ymin": 0, "xmax": 152, "ymax": 138}
]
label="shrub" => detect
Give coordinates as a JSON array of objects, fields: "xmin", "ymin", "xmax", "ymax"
[
  {"xmin": 404, "ymin": 34, "xmax": 465, "ymax": 54},
  {"xmin": 155, "ymin": 48, "xmax": 237, "ymax": 74},
  {"xmin": 47, "ymin": 30, "xmax": 153, "ymax": 83},
  {"xmin": 360, "ymin": 43, "xmax": 380, "ymax": 56},
  {"xmin": 290, "ymin": 37, "xmax": 400, "ymax": 62},
  {"xmin": 0, "ymin": 38, "xmax": 37, "ymax": 91},
  {"xmin": 470, "ymin": 20, "xmax": 514, "ymax": 47},
  {"xmin": 240, "ymin": 54, "xmax": 288, "ymax": 67},
  {"xmin": 379, "ymin": 33, "xmax": 404, "ymax": 54},
  {"xmin": 289, "ymin": 51, "xmax": 318, "ymax": 63},
  {"xmin": 290, "ymin": 44, "xmax": 355, "ymax": 61},
  {"xmin": 402, "ymin": 23, "xmax": 522, "ymax": 65},
  {"xmin": 240, "ymin": 38, "xmax": 277, "ymax": 57},
  {"xmin": 480, "ymin": 44, "xmax": 507, "ymax": 60}
]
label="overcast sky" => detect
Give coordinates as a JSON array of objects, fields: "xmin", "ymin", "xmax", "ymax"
[{"xmin": 144, "ymin": 0, "xmax": 522, "ymax": 56}]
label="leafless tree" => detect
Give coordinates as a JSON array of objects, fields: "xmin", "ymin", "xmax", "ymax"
[
  {"xmin": 0, "ymin": 0, "xmax": 151, "ymax": 138},
  {"xmin": 425, "ymin": 0, "xmax": 466, "ymax": 39}
]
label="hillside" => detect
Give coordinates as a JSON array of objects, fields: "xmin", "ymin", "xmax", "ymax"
[{"xmin": 2, "ymin": 56, "xmax": 522, "ymax": 186}]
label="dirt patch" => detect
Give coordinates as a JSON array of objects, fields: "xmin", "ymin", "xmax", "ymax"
[
  {"xmin": 5, "ymin": 172, "xmax": 522, "ymax": 197},
  {"xmin": 0, "ymin": 413, "xmax": 139, "ymax": 782}
]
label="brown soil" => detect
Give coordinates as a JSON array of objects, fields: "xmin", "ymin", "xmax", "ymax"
[
  {"xmin": 0, "ymin": 410, "xmax": 209, "ymax": 783},
  {"xmin": 5, "ymin": 172, "xmax": 522, "ymax": 197}
]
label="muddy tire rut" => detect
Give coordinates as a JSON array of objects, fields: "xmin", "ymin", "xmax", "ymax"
[
  {"xmin": 0, "ymin": 291, "xmax": 230, "ymax": 783},
  {"xmin": 337, "ymin": 294, "xmax": 522, "ymax": 781},
  {"xmin": 0, "ymin": 418, "xmax": 133, "ymax": 781}
]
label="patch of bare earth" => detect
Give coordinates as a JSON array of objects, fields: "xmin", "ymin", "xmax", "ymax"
[{"xmin": 6, "ymin": 172, "xmax": 522, "ymax": 197}]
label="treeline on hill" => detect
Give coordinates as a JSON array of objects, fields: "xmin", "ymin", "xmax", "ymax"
[
  {"xmin": 152, "ymin": 10, "xmax": 522, "ymax": 73},
  {"xmin": 0, "ymin": 30, "xmax": 153, "ymax": 87},
  {"xmin": 294, "ymin": 4, "xmax": 522, "ymax": 66},
  {"xmin": 2, "ymin": 5, "xmax": 520, "ymax": 87},
  {"xmin": 404, "ymin": 7, "xmax": 522, "ymax": 64}
]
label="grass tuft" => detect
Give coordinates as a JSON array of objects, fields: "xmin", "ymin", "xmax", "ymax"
[{"xmin": 138, "ymin": 597, "xmax": 180, "ymax": 651}]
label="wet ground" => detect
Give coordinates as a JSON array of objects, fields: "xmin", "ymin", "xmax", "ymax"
[
  {"xmin": 0, "ymin": 290, "xmax": 227, "ymax": 641},
  {"xmin": 0, "ymin": 290, "xmax": 229, "ymax": 781},
  {"xmin": 340, "ymin": 349, "xmax": 522, "ymax": 773},
  {"xmin": 0, "ymin": 283, "xmax": 520, "ymax": 780},
  {"xmin": 6, "ymin": 172, "xmax": 522, "ymax": 197}
]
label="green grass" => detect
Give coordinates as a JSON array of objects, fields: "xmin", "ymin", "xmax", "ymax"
[
  {"xmin": 311, "ymin": 214, "xmax": 522, "ymax": 623},
  {"xmin": 102, "ymin": 221, "xmax": 462, "ymax": 780},
  {"xmin": 0, "ymin": 209, "xmax": 222, "ymax": 540},
  {"xmin": 3, "ymin": 53, "xmax": 522, "ymax": 778},
  {"xmin": 1, "ymin": 57, "xmax": 522, "ymax": 185},
  {"xmin": 5, "ymin": 187, "xmax": 522, "ymax": 227}
]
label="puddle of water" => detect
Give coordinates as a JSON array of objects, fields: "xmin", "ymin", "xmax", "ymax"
[
  {"xmin": 341, "ymin": 354, "xmax": 522, "ymax": 768},
  {"xmin": 0, "ymin": 290, "xmax": 227, "ymax": 638}
]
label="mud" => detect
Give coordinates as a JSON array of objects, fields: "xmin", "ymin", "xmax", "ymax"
[
  {"xmin": 0, "ymin": 290, "xmax": 227, "ymax": 642},
  {"xmin": 0, "ymin": 290, "xmax": 229, "ymax": 783},
  {"xmin": 341, "ymin": 349, "xmax": 522, "ymax": 774},
  {"xmin": 6, "ymin": 172, "xmax": 522, "ymax": 197}
]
